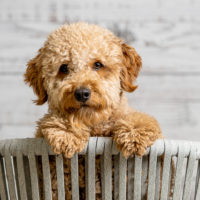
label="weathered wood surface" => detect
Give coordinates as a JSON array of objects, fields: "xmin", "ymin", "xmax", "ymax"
[
  {"xmin": 1, "ymin": 138, "xmax": 200, "ymax": 200},
  {"xmin": 0, "ymin": 0, "xmax": 200, "ymax": 140}
]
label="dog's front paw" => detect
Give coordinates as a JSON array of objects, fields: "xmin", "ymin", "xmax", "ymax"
[
  {"xmin": 46, "ymin": 133, "xmax": 88, "ymax": 158},
  {"xmin": 113, "ymin": 126, "xmax": 147, "ymax": 158},
  {"xmin": 112, "ymin": 112, "xmax": 162, "ymax": 157}
]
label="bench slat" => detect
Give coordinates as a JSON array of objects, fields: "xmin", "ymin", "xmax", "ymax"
[
  {"xmin": 147, "ymin": 144, "xmax": 158, "ymax": 200},
  {"xmin": 56, "ymin": 154, "xmax": 65, "ymax": 200},
  {"xmin": 101, "ymin": 139, "xmax": 112, "ymax": 200},
  {"xmin": 118, "ymin": 153, "xmax": 127, "ymax": 200},
  {"xmin": 41, "ymin": 141, "xmax": 52, "ymax": 200},
  {"xmin": 86, "ymin": 137, "xmax": 97, "ymax": 200},
  {"xmin": 71, "ymin": 154, "xmax": 79, "ymax": 200},
  {"xmin": 160, "ymin": 141, "xmax": 172, "ymax": 200},
  {"xmin": 28, "ymin": 153, "xmax": 40, "ymax": 200},
  {"xmin": 16, "ymin": 152, "xmax": 28, "ymax": 200},
  {"xmin": 172, "ymin": 143, "xmax": 188, "ymax": 199},
  {"xmin": 183, "ymin": 145, "xmax": 197, "ymax": 200},
  {"xmin": 0, "ymin": 156, "xmax": 8, "ymax": 200},
  {"xmin": 4, "ymin": 153, "xmax": 17, "ymax": 200},
  {"xmin": 134, "ymin": 155, "xmax": 142, "ymax": 200}
]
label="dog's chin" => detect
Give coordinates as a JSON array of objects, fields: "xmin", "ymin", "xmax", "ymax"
[
  {"xmin": 81, "ymin": 102, "xmax": 106, "ymax": 111},
  {"xmin": 66, "ymin": 103, "xmax": 104, "ymax": 114},
  {"xmin": 80, "ymin": 103, "xmax": 90, "ymax": 108},
  {"xmin": 64, "ymin": 102, "xmax": 112, "ymax": 124}
]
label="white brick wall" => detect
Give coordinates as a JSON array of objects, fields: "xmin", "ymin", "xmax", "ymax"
[{"xmin": 0, "ymin": 0, "xmax": 200, "ymax": 140}]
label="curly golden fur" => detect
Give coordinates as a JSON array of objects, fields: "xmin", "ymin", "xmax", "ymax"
[{"xmin": 24, "ymin": 22, "xmax": 162, "ymax": 199}]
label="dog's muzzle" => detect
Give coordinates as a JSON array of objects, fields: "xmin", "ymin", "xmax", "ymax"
[{"xmin": 74, "ymin": 87, "xmax": 91, "ymax": 102}]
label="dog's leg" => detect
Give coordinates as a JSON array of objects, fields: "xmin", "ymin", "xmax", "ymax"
[
  {"xmin": 37, "ymin": 114, "xmax": 90, "ymax": 158},
  {"xmin": 112, "ymin": 112, "xmax": 162, "ymax": 157}
]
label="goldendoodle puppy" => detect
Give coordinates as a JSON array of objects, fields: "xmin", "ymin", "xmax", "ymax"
[{"xmin": 24, "ymin": 22, "xmax": 162, "ymax": 199}]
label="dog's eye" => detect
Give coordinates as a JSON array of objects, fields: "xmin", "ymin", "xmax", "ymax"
[
  {"xmin": 93, "ymin": 62, "xmax": 104, "ymax": 70},
  {"xmin": 59, "ymin": 64, "xmax": 69, "ymax": 74}
]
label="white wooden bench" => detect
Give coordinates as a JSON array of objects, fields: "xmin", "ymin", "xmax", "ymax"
[{"xmin": 0, "ymin": 138, "xmax": 200, "ymax": 200}]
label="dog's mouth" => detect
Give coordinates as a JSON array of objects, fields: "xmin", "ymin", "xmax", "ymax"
[
  {"xmin": 66, "ymin": 102, "xmax": 105, "ymax": 114},
  {"xmin": 66, "ymin": 103, "xmax": 90, "ymax": 113},
  {"xmin": 80, "ymin": 103, "xmax": 89, "ymax": 107}
]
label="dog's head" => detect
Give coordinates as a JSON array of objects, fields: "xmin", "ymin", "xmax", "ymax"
[{"xmin": 25, "ymin": 23, "xmax": 142, "ymax": 122}]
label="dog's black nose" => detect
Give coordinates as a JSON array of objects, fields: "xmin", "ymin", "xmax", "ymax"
[{"xmin": 74, "ymin": 88, "xmax": 91, "ymax": 102}]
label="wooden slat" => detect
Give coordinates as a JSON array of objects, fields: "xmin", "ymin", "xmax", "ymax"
[
  {"xmin": 195, "ymin": 160, "xmax": 200, "ymax": 199},
  {"xmin": 56, "ymin": 154, "xmax": 65, "ymax": 200},
  {"xmin": 132, "ymin": 75, "xmax": 200, "ymax": 102},
  {"xmin": 114, "ymin": 155, "xmax": 119, "ymax": 200},
  {"xmin": 101, "ymin": 139, "xmax": 112, "ymax": 200},
  {"xmin": 85, "ymin": 137, "xmax": 97, "ymax": 200},
  {"xmin": 141, "ymin": 155, "xmax": 148, "ymax": 198},
  {"xmin": 147, "ymin": 144, "xmax": 158, "ymax": 200},
  {"xmin": 133, "ymin": 155, "xmax": 142, "ymax": 200},
  {"xmin": 96, "ymin": 137, "xmax": 106, "ymax": 155},
  {"xmin": 183, "ymin": 145, "xmax": 197, "ymax": 200},
  {"xmin": 0, "ymin": 125, "xmax": 36, "ymax": 140},
  {"xmin": 26, "ymin": 138, "xmax": 41, "ymax": 200},
  {"xmin": 160, "ymin": 141, "xmax": 172, "ymax": 200},
  {"xmin": 13, "ymin": 157, "xmax": 21, "ymax": 200},
  {"xmin": 0, "ymin": 0, "xmax": 199, "ymax": 23},
  {"xmin": 23, "ymin": 156, "xmax": 32, "ymax": 199},
  {"xmin": 118, "ymin": 153, "xmax": 127, "ymax": 200},
  {"xmin": 71, "ymin": 154, "xmax": 79, "ymax": 200},
  {"xmin": 4, "ymin": 153, "xmax": 17, "ymax": 200},
  {"xmin": 0, "ymin": 75, "xmax": 47, "ymax": 126},
  {"xmin": 155, "ymin": 156, "xmax": 161, "ymax": 200},
  {"xmin": 195, "ymin": 166, "xmax": 200, "ymax": 200},
  {"xmin": 0, "ymin": 156, "xmax": 8, "ymax": 200},
  {"xmin": 28, "ymin": 153, "xmax": 40, "ymax": 200},
  {"xmin": 41, "ymin": 141, "xmax": 52, "ymax": 200},
  {"xmin": 172, "ymin": 143, "xmax": 188, "ymax": 199},
  {"xmin": 127, "ymin": 157, "xmax": 134, "ymax": 200},
  {"xmin": 16, "ymin": 152, "xmax": 28, "ymax": 200}
]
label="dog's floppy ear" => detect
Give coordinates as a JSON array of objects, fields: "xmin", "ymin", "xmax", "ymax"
[
  {"xmin": 24, "ymin": 48, "xmax": 47, "ymax": 105},
  {"xmin": 120, "ymin": 43, "xmax": 142, "ymax": 92}
]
